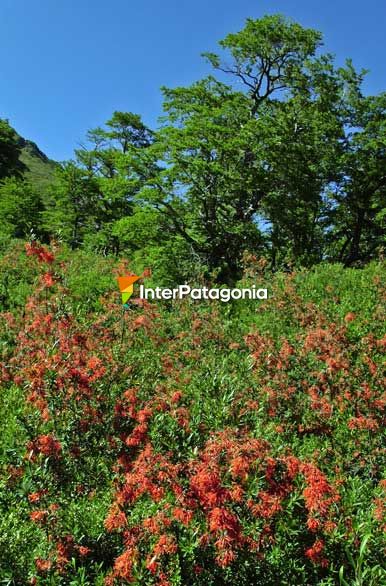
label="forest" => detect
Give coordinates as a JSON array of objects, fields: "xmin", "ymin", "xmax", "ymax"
[
  {"xmin": 1, "ymin": 15, "xmax": 385, "ymax": 282},
  {"xmin": 0, "ymin": 14, "xmax": 385, "ymax": 586}
]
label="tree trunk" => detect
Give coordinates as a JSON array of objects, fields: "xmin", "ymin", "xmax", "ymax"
[{"xmin": 345, "ymin": 208, "xmax": 365, "ymax": 266}]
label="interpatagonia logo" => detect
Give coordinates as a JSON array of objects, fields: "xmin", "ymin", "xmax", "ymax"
[
  {"xmin": 139, "ymin": 284, "xmax": 268, "ymax": 302},
  {"xmin": 118, "ymin": 274, "xmax": 267, "ymax": 304},
  {"xmin": 117, "ymin": 275, "xmax": 141, "ymax": 307}
]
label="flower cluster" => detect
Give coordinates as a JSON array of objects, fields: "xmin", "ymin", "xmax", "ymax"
[{"xmin": 0, "ymin": 244, "xmax": 384, "ymax": 584}]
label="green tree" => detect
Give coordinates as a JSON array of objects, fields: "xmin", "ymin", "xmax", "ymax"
[
  {"xmin": 42, "ymin": 112, "xmax": 154, "ymax": 251},
  {"xmin": 0, "ymin": 119, "xmax": 25, "ymax": 180},
  {"xmin": 329, "ymin": 81, "xmax": 386, "ymax": 264},
  {"xmin": 42, "ymin": 162, "xmax": 102, "ymax": 247},
  {"xmin": 0, "ymin": 178, "xmax": 43, "ymax": 239},
  {"xmin": 73, "ymin": 111, "xmax": 154, "ymax": 251},
  {"xmin": 139, "ymin": 15, "xmax": 348, "ymax": 280}
]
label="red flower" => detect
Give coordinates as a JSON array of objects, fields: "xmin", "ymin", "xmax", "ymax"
[
  {"xmin": 153, "ymin": 534, "xmax": 177, "ymax": 556},
  {"xmin": 305, "ymin": 539, "xmax": 328, "ymax": 567},
  {"xmin": 208, "ymin": 507, "xmax": 241, "ymax": 541},
  {"xmin": 87, "ymin": 356, "xmax": 102, "ymax": 370},
  {"xmin": 25, "ymin": 242, "xmax": 54, "ymax": 264},
  {"xmin": 248, "ymin": 492, "xmax": 282, "ymax": 519},
  {"xmin": 42, "ymin": 272, "xmax": 55, "ymax": 287},
  {"xmin": 113, "ymin": 548, "xmax": 135, "ymax": 580},
  {"xmin": 190, "ymin": 467, "xmax": 228, "ymax": 507},
  {"xmin": 171, "ymin": 391, "xmax": 183, "ymax": 403},
  {"xmin": 35, "ymin": 558, "xmax": 52, "ymax": 573},
  {"xmin": 125, "ymin": 422, "xmax": 148, "ymax": 447},
  {"xmin": 30, "ymin": 510, "xmax": 48, "ymax": 525},
  {"xmin": 28, "ymin": 490, "xmax": 47, "ymax": 504},
  {"xmin": 344, "ymin": 312, "xmax": 356, "ymax": 323},
  {"xmin": 105, "ymin": 506, "xmax": 127, "ymax": 532},
  {"xmin": 301, "ymin": 463, "xmax": 339, "ymax": 517},
  {"xmin": 30, "ymin": 434, "xmax": 62, "ymax": 458},
  {"xmin": 230, "ymin": 455, "xmax": 250, "ymax": 480},
  {"xmin": 146, "ymin": 556, "xmax": 159, "ymax": 574},
  {"xmin": 215, "ymin": 547, "xmax": 236, "ymax": 568},
  {"xmin": 173, "ymin": 507, "xmax": 193, "ymax": 526},
  {"xmin": 348, "ymin": 416, "xmax": 379, "ymax": 431},
  {"xmin": 76, "ymin": 545, "xmax": 91, "ymax": 557},
  {"xmin": 142, "ymin": 267, "xmax": 152, "ymax": 278},
  {"xmin": 307, "ymin": 517, "xmax": 321, "ymax": 532}
]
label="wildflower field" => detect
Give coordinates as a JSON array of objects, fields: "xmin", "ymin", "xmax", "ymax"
[{"xmin": 0, "ymin": 242, "xmax": 385, "ymax": 585}]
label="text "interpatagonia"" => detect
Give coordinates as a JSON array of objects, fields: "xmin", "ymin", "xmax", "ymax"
[{"xmin": 139, "ymin": 284, "xmax": 268, "ymax": 303}]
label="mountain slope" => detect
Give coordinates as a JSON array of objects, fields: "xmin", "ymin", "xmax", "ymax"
[
  {"xmin": 0, "ymin": 117, "xmax": 57, "ymax": 190},
  {"xmin": 17, "ymin": 134, "xmax": 57, "ymax": 191}
]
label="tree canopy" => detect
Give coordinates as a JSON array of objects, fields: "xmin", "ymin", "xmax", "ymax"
[{"xmin": 0, "ymin": 15, "xmax": 385, "ymax": 281}]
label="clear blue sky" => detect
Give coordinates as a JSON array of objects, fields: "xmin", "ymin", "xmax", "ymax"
[{"xmin": 1, "ymin": 0, "xmax": 385, "ymax": 161}]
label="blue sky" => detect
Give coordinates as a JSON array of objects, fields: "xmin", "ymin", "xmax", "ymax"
[{"xmin": 1, "ymin": 0, "xmax": 385, "ymax": 161}]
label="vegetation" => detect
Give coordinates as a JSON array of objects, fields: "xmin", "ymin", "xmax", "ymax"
[
  {"xmin": 0, "ymin": 243, "xmax": 385, "ymax": 584},
  {"xmin": 0, "ymin": 13, "xmax": 385, "ymax": 586},
  {"xmin": 1, "ymin": 15, "xmax": 385, "ymax": 280}
]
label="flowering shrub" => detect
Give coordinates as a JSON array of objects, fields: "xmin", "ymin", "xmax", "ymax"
[{"xmin": 0, "ymin": 243, "xmax": 385, "ymax": 584}]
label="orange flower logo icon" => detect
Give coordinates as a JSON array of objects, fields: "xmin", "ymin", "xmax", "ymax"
[{"xmin": 117, "ymin": 275, "xmax": 140, "ymax": 305}]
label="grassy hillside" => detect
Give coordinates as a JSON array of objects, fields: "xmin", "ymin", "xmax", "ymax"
[
  {"xmin": 18, "ymin": 135, "xmax": 57, "ymax": 192},
  {"xmin": 0, "ymin": 242, "xmax": 385, "ymax": 585}
]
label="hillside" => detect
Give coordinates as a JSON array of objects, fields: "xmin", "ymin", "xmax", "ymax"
[
  {"xmin": 0, "ymin": 117, "xmax": 57, "ymax": 189},
  {"xmin": 17, "ymin": 132, "xmax": 57, "ymax": 191},
  {"xmin": 0, "ymin": 242, "xmax": 385, "ymax": 584}
]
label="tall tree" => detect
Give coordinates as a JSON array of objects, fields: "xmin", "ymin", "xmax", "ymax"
[
  {"xmin": 43, "ymin": 112, "xmax": 154, "ymax": 251},
  {"xmin": 330, "ymin": 81, "xmax": 386, "ymax": 265},
  {"xmin": 140, "ymin": 15, "xmax": 348, "ymax": 280},
  {"xmin": 74, "ymin": 111, "xmax": 154, "ymax": 251},
  {"xmin": 0, "ymin": 178, "xmax": 43, "ymax": 239},
  {"xmin": 42, "ymin": 162, "xmax": 101, "ymax": 247}
]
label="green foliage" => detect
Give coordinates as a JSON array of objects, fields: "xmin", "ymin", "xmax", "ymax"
[
  {"xmin": 0, "ymin": 118, "xmax": 26, "ymax": 180},
  {"xmin": 1, "ymin": 12, "xmax": 386, "ymax": 586},
  {"xmin": 0, "ymin": 240, "xmax": 40, "ymax": 310},
  {"xmin": 0, "ymin": 15, "xmax": 385, "ymax": 280},
  {"xmin": 0, "ymin": 244, "xmax": 385, "ymax": 585},
  {"xmin": 0, "ymin": 177, "xmax": 44, "ymax": 239},
  {"xmin": 135, "ymin": 14, "xmax": 383, "ymax": 279},
  {"xmin": 19, "ymin": 142, "xmax": 57, "ymax": 194},
  {"xmin": 329, "ymin": 90, "xmax": 386, "ymax": 265},
  {"xmin": 42, "ymin": 163, "xmax": 103, "ymax": 247}
]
